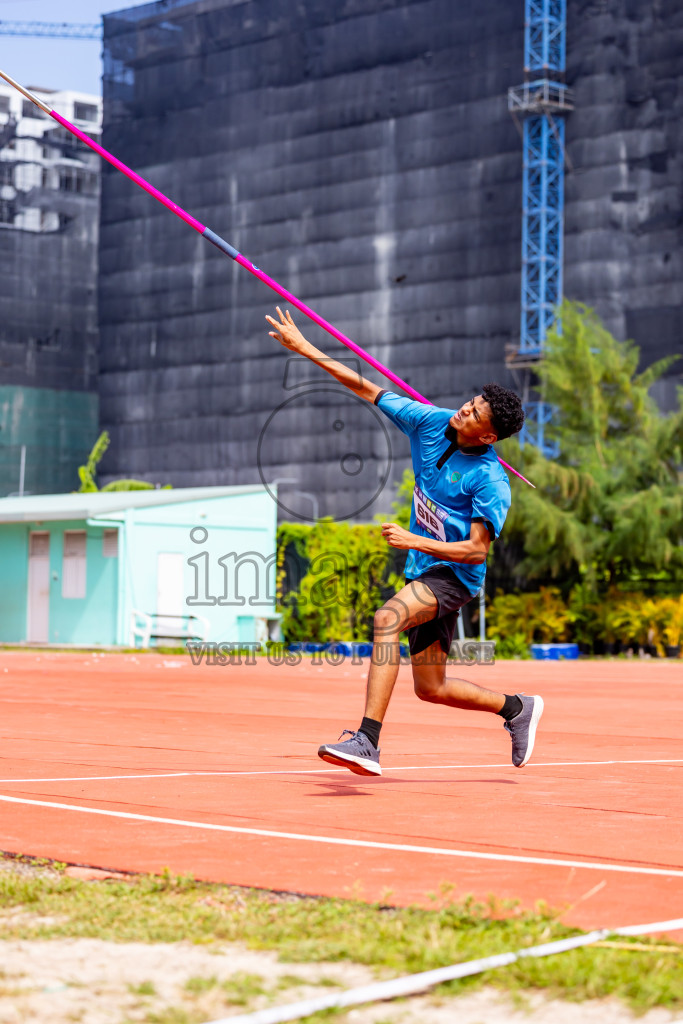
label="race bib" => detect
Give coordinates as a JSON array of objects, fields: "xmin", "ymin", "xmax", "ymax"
[{"xmin": 413, "ymin": 485, "xmax": 448, "ymax": 542}]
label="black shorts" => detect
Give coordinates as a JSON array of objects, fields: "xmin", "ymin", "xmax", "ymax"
[{"xmin": 406, "ymin": 567, "xmax": 475, "ymax": 657}]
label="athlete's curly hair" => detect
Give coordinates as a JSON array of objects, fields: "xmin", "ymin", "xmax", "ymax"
[{"xmin": 481, "ymin": 383, "xmax": 525, "ymax": 441}]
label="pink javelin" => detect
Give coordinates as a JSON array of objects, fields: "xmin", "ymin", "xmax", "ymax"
[{"xmin": 0, "ymin": 68, "xmax": 534, "ymax": 487}]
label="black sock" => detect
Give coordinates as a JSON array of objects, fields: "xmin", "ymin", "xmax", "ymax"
[
  {"xmin": 497, "ymin": 694, "xmax": 523, "ymax": 721},
  {"xmin": 359, "ymin": 716, "xmax": 382, "ymax": 749}
]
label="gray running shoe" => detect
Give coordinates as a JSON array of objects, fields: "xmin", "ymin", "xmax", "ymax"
[
  {"xmin": 318, "ymin": 729, "xmax": 382, "ymax": 777},
  {"xmin": 504, "ymin": 693, "xmax": 544, "ymax": 767}
]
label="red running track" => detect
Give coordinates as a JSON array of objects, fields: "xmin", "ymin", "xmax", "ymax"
[{"xmin": 0, "ymin": 651, "xmax": 681, "ymax": 933}]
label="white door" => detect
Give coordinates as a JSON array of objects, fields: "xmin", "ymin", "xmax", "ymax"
[
  {"xmin": 156, "ymin": 552, "xmax": 185, "ymax": 632},
  {"xmin": 62, "ymin": 531, "xmax": 87, "ymax": 599},
  {"xmin": 27, "ymin": 531, "xmax": 50, "ymax": 642}
]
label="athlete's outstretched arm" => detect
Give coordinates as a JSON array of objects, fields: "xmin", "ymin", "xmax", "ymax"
[{"xmin": 266, "ymin": 307, "xmax": 382, "ymax": 403}]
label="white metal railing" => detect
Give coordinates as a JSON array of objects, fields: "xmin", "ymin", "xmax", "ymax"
[
  {"xmin": 508, "ymin": 79, "xmax": 574, "ymax": 113},
  {"xmin": 129, "ymin": 609, "xmax": 210, "ymax": 648}
]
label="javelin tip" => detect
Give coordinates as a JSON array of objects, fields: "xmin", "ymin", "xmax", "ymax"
[
  {"xmin": 0, "ymin": 68, "xmax": 52, "ymax": 115},
  {"xmin": 498, "ymin": 457, "xmax": 535, "ymax": 488}
]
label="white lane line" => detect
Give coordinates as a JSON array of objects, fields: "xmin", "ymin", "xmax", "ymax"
[
  {"xmin": 0, "ymin": 793, "xmax": 682, "ymax": 878},
  {"xmin": 0, "ymin": 757, "xmax": 682, "ymax": 784}
]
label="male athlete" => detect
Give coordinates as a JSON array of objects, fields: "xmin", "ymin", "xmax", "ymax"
[{"xmin": 266, "ymin": 307, "xmax": 544, "ymax": 776}]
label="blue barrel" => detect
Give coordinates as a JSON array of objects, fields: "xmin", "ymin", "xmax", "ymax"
[
  {"xmin": 352, "ymin": 642, "xmax": 374, "ymax": 658},
  {"xmin": 530, "ymin": 643, "xmax": 579, "ymax": 660},
  {"xmin": 327, "ymin": 641, "xmax": 354, "ymax": 657}
]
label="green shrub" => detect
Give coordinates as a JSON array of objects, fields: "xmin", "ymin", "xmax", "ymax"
[
  {"xmin": 492, "ymin": 633, "xmax": 532, "ymax": 659},
  {"xmin": 488, "ymin": 588, "xmax": 682, "ymax": 653},
  {"xmin": 487, "ymin": 587, "xmax": 571, "ymax": 646},
  {"xmin": 276, "ymin": 519, "xmax": 402, "ymax": 642}
]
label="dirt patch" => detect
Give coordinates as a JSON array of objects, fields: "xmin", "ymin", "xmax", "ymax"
[{"xmin": 0, "ymin": 938, "xmax": 680, "ymax": 1024}]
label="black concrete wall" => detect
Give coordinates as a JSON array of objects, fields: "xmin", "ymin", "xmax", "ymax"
[
  {"xmin": 0, "ymin": 184, "xmax": 99, "ymax": 495},
  {"xmin": 99, "ymin": 0, "xmax": 682, "ymax": 518},
  {"xmin": 0, "ymin": 220, "xmax": 98, "ymax": 392},
  {"xmin": 565, "ymin": 0, "xmax": 683, "ymax": 412}
]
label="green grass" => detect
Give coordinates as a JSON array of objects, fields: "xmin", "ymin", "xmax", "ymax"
[
  {"xmin": 221, "ymin": 971, "xmax": 266, "ymax": 1004},
  {"xmin": 183, "ymin": 975, "xmax": 219, "ymax": 994},
  {"xmin": 129, "ymin": 980, "xmax": 158, "ymax": 996},
  {"xmin": 0, "ymin": 854, "xmax": 681, "ymax": 1014},
  {"xmin": 276, "ymin": 972, "xmax": 310, "ymax": 990},
  {"xmin": 275, "ymin": 973, "xmax": 343, "ymax": 992},
  {"xmin": 136, "ymin": 1009, "xmax": 196, "ymax": 1024}
]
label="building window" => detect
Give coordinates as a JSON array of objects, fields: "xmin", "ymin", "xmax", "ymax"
[
  {"xmin": 74, "ymin": 102, "xmax": 99, "ymax": 123},
  {"xmin": 0, "ymin": 198, "xmax": 15, "ymax": 224},
  {"xmin": 47, "ymin": 125, "xmax": 97, "ymax": 154},
  {"xmin": 22, "ymin": 101, "xmax": 47, "ymax": 120},
  {"xmin": 58, "ymin": 167, "xmax": 96, "ymax": 194},
  {"xmin": 0, "ymin": 163, "xmax": 13, "ymax": 186},
  {"xmin": 62, "ymin": 531, "xmax": 87, "ymax": 598},
  {"xmin": 29, "ymin": 532, "xmax": 50, "ymax": 558},
  {"xmin": 103, "ymin": 529, "xmax": 119, "ymax": 558},
  {"xmin": 59, "ymin": 168, "xmax": 77, "ymax": 192},
  {"xmin": 0, "ymin": 96, "xmax": 10, "ymax": 115}
]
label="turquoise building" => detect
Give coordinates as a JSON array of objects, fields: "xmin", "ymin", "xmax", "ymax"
[{"xmin": 0, "ymin": 486, "xmax": 278, "ymax": 647}]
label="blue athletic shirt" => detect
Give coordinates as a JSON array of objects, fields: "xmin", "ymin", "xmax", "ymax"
[{"xmin": 375, "ymin": 391, "xmax": 511, "ymax": 595}]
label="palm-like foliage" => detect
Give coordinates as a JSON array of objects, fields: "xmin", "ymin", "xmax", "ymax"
[
  {"xmin": 498, "ymin": 301, "xmax": 682, "ymax": 591},
  {"xmin": 76, "ymin": 431, "xmax": 169, "ymax": 492},
  {"xmin": 77, "ymin": 431, "xmax": 111, "ymax": 492}
]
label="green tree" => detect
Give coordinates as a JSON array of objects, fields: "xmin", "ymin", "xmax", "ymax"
[
  {"xmin": 497, "ymin": 300, "xmax": 682, "ymax": 592},
  {"xmin": 392, "ymin": 468, "xmax": 415, "ymax": 529},
  {"xmin": 277, "ymin": 519, "xmax": 403, "ymax": 642},
  {"xmin": 77, "ymin": 431, "xmax": 171, "ymax": 492},
  {"xmin": 77, "ymin": 431, "xmax": 110, "ymax": 492}
]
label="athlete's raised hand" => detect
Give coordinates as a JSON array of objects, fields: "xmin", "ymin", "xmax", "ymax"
[
  {"xmin": 266, "ymin": 307, "xmax": 310, "ymax": 354},
  {"xmin": 265, "ymin": 306, "xmax": 383, "ymax": 404}
]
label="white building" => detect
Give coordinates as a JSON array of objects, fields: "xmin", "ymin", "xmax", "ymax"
[
  {"xmin": 0, "ymin": 83, "xmax": 102, "ymax": 497},
  {"xmin": 0, "ymin": 83, "xmax": 101, "ymax": 232}
]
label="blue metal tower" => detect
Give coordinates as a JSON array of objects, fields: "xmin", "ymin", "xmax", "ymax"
[
  {"xmin": 525, "ymin": 0, "xmax": 566, "ymax": 72},
  {"xmin": 0, "ymin": 21, "xmax": 100, "ymax": 39},
  {"xmin": 508, "ymin": 0, "xmax": 572, "ymax": 457}
]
